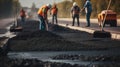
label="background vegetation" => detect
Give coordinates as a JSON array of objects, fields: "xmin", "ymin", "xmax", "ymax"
[
  {"xmin": 57, "ymin": 0, "xmax": 120, "ymax": 18},
  {"xmin": 0, "ymin": 0, "xmax": 20, "ymax": 19},
  {"xmin": 0, "ymin": 0, "xmax": 120, "ymax": 19}
]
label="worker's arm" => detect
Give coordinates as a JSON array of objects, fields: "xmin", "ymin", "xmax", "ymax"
[
  {"xmin": 80, "ymin": 0, "xmax": 88, "ymax": 13},
  {"xmin": 80, "ymin": 8, "xmax": 85, "ymax": 13}
]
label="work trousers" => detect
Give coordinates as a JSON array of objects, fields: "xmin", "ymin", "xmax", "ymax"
[
  {"xmin": 72, "ymin": 14, "xmax": 79, "ymax": 26},
  {"xmin": 52, "ymin": 14, "xmax": 58, "ymax": 24},
  {"xmin": 21, "ymin": 16, "xmax": 25, "ymax": 23},
  {"xmin": 86, "ymin": 12, "xmax": 91, "ymax": 26},
  {"xmin": 38, "ymin": 15, "xmax": 46, "ymax": 30}
]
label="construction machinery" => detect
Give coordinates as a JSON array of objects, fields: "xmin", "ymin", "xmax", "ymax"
[{"xmin": 98, "ymin": 10, "xmax": 117, "ymax": 27}]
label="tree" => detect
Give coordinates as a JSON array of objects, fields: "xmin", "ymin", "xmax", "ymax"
[
  {"xmin": 0, "ymin": 0, "xmax": 21, "ymax": 19},
  {"xmin": 57, "ymin": 0, "xmax": 72, "ymax": 18},
  {"xmin": 31, "ymin": 2, "xmax": 37, "ymax": 12},
  {"xmin": 72, "ymin": 0, "xmax": 85, "ymax": 8}
]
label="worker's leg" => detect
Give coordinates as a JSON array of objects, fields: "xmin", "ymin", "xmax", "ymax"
[
  {"xmin": 55, "ymin": 14, "xmax": 58, "ymax": 24},
  {"xmin": 52, "ymin": 15, "xmax": 55, "ymax": 24},
  {"xmin": 23, "ymin": 17, "xmax": 25, "ymax": 23},
  {"xmin": 77, "ymin": 15, "xmax": 80, "ymax": 26},
  {"xmin": 44, "ymin": 19, "xmax": 48, "ymax": 31},
  {"xmin": 21, "ymin": 16, "xmax": 26, "ymax": 27},
  {"xmin": 38, "ymin": 15, "xmax": 46, "ymax": 30},
  {"xmin": 72, "ymin": 15, "xmax": 75, "ymax": 26},
  {"xmin": 41, "ymin": 20, "xmax": 46, "ymax": 30},
  {"xmin": 86, "ymin": 12, "xmax": 91, "ymax": 27}
]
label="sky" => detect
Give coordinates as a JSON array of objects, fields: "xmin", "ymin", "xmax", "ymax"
[{"xmin": 19, "ymin": 0, "xmax": 65, "ymax": 8}]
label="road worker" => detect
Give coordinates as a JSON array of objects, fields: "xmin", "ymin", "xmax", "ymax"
[
  {"xmin": 51, "ymin": 4, "xmax": 58, "ymax": 24},
  {"xmin": 71, "ymin": 2, "xmax": 80, "ymax": 26},
  {"xmin": 81, "ymin": 0, "xmax": 92, "ymax": 27},
  {"xmin": 20, "ymin": 8, "xmax": 26, "ymax": 23},
  {"xmin": 37, "ymin": 4, "xmax": 51, "ymax": 30}
]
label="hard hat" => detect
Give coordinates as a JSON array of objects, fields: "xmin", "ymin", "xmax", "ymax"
[
  {"xmin": 73, "ymin": 2, "xmax": 77, "ymax": 6},
  {"xmin": 47, "ymin": 4, "xmax": 51, "ymax": 9}
]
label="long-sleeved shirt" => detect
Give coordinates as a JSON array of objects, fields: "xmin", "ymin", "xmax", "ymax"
[
  {"xmin": 38, "ymin": 5, "xmax": 49, "ymax": 19},
  {"xmin": 84, "ymin": 0, "xmax": 92, "ymax": 13}
]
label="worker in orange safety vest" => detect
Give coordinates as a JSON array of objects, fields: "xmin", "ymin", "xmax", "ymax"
[
  {"xmin": 51, "ymin": 4, "xmax": 58, "ymax": 24},
  {"xmin": 37, "ymin": 4, "xmax": 51, "ymax": 30},
  {"xmin": 20, "ymin": 8, "xmax": 26, "ymax": 23}
]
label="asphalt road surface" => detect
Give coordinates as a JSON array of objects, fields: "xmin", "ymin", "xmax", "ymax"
[
  {"xmin": 0, "ymin": 18, "xmax": 14, "ymax": 37},
  {"xmin": 0, "ymin": 18, "xmax": 120, "ymax": 38},
  {"xmin": 54, "ymin": 18, "xmax": 120, "ymax": 34}
]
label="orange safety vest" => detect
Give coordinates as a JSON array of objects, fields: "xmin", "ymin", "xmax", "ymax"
[
  {"xmin": 51, "ymin": 6, "xmax": 58, "ymax": 14},
  {"xmin": 37, "ymin": 5, "xmax": 49, "ymax": 17},
  {"xmin": 20, "ymin": 10, "xmax": 26, "ymax": 17}
]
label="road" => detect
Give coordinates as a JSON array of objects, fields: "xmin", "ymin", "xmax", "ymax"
[
  {"xmin": 0, "ymin": 18, "xmax": 14, "ymax": 37},
  {"xmin": 51, "ymin": 18, "xmax": 120, "ymax": 39},
  {"xmin": 0, "ymin": 18, "xmax": 120, "ymax": 39},
  {"xmin": 56, "ymin": 18, "xmax": 120, "ymax": 34},
  {"xmin": 1, "ymin": 18, "xmax": 120, "ymax": 34}
]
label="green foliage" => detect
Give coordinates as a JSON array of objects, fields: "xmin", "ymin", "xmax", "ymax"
[
  {"xmin": 57, "ymin": 0, "xmax": 73, "ymax": 18},
  {"xmin": 72, "ymin": 0, "xmax": 85, "ymax": 8},
  {"xmin": 57, "ymin": 0, "xmax": 120, "ymax": 18},
  {"xmin": 0, "ymin": 0, "xmax": 21, "ymax": 19}
]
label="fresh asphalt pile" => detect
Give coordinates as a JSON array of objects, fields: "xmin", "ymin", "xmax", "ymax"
[
  {"xmin": 7, "ymin": 20, "xmax": 87, "ymax": 51},
  {"xmin": 8, "ymin": 30, "xmax": 85, "ymax": 51},
  {"xmin": 0, "ymin": 19, "xmax": 119, "ymax": 67},
  {"xmin": 51, "ymin": 54, "xmax": 120, "ymax": 62},
  {"xmin": 5, "ymin": 19, "xmax": 120, "ymax": 51}
]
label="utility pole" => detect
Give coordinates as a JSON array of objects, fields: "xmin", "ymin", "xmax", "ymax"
[
  {"xmin": 93, "ymin": 0, "xmax": 112, "ymax": 38},
  {"xmin": 101, "ymin": 0, "xmax": 112, "ymax": 31}
]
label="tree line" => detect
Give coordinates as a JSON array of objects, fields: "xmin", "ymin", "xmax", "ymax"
[
  {"xmin": 57, "ymin": 0, "xmax": 120, "ymax": 18},
  {"xmin": 0, "ymin": 0, "xmax": 20, "ymax": 19},
  {"xmin": 0, "ymin": 0, "xmax": 120, "ymax": 19}
]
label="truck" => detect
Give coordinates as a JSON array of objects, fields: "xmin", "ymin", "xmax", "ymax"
[{"xmin": 98, "ymin": 10, "xmax": 117, "ymax": 27}]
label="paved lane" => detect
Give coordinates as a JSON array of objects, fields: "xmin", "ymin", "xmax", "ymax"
[
  {"xmin": 0, "ymin": 18, "xmax": 14, "ymax": 37},
  {"xmin": 56, "ymin": 18, "xmax": 120, "ymax": 34},
  {"xmin": 48, "ymin": 18, "xmax": 120, "ymax": 39}
]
